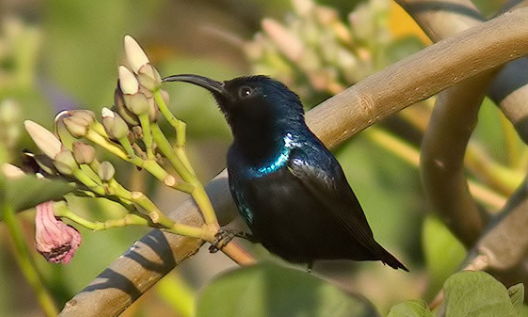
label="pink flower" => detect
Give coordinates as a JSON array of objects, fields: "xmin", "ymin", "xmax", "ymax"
[{"xmin": 35, "ymin": 201, "xmax": 81, "ymax": 264}]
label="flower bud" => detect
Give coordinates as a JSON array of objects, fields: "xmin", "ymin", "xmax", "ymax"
[
  {"xmin": 124, "ymin": 92, "xmax": 150, "ymax": 115},
  {"xmin": 72, "ymin": 142, "xmax": 96, "ymax": 165},
  {"xmin": 98, "ymin": 161, "xmax": 115, "ymax": 182},
  {"xmin": 35, "ymin": 201, "xmax": 81, "ymax": 264},
  {"xmin": 137, "ymin": 63, "xmax": 161, "ymax": 91},
  {"xmin": 62, "ymin": 116, "xmax": 86, "ymax": 138},
  {"xmin": 53, "ymin": 148, "xmax": 79, "ymax": 175},
  {"xmin": 1, "ymin": 163, "xmax": 25, "ymax": 179},
  {"xmin": 114, "ymin": 85, "xmax": 140, "ymax": 126},
  {"xmin": 124, "ymin": 35, "xmax": 149, "ymax": 74},
  {"xmin": 118, "ymin": 66, "xmax": 139, "ymax": 95},
  {"xmin": 101, "ymin": 107, "xmax": 129, "ymax": 139},
  {"xmin": 148, "ymin": 97, "xmax": 159, "ymax": 122},
  {"xmin": 24, "ymin": 120, "xmax": 62, "ymax": 159}
]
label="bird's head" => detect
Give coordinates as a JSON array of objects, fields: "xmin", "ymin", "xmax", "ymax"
[{"xmin": 163, "ymin": 74, "xmax": 305, "ymax": 134}]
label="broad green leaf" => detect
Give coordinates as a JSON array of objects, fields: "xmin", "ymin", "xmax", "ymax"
[
  {"xmin": 3, "ymin": 175, "xmax": 74, "ymax": 214},
  {"xmin": 422, "ymin": 215, "xmax": 466, "ymax": 299},
  {"xmin": 387, "ymin": 300, "xmax": 433, "ymax": 317},
  {"xmin": 197, "ymin": 262, "xmax": 380, "ymax": 317},
  {"xmin": 444, "ymin": 271, "xmax": 518, "ymax": 317},
  {"xmin": 508, "ymin": 284, "xmax": 524, "ymax": 315}
]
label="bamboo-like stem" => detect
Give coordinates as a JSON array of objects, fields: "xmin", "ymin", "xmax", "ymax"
[
  {"xmin": 3, "ymin": 203, "xmax": 58, "ymax": 317},
  {"xmin": 464, "ymin": 146, "xmax": 523, "ymax": 195},
  {"xmin": 59, "ymin": 9, "xmax": 528, "ymax": 316}
]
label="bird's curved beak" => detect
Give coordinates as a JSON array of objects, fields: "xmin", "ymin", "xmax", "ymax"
[{"xmin": 162, "ymin": 74, "xmax": 226, "ymax": 96}]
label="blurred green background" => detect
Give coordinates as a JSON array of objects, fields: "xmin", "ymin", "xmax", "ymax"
[{"xmin": 0, "ymin": 0, "xmax": 518, "ymax": 316}]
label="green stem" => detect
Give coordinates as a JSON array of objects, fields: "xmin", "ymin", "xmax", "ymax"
[
  {"xmin": 118, "ymin": 136, "xmax": 136, "ymax": 158},
  {"xmin": 151, "ymin": 124, "xmax": 193, "ymax": 180},
  {"xmin": 54, "ymin": 203, "xmax": 150, "ymax": 230},
  {"xmin": 154, "ymin": 89, "xmax": 186, "ymax": 147},
  {"xmin": 138, "ymin": 114, "xmax": 155, "ymax": 159},
  {"xmin": 87, "ymin": 130, "xmax": 173, "ymax": 185},
  {"xmin": 153, "ymin": 89, "xmax": 194, "ymax": 172},
  {"xmin": 86, "ymin": 130, "xmax": 128, "ymax": 160},
  {"xmin": 130, "ymin": 191, "xmax": 204, "ymax": 238},
  {"xmin": 2, "ymin": 204, "xmax": 58, "ymax": 317},
  {"xmin": 73, "ymin": 169, "xmax": 106, "ymax": 196},
  {"xmin": 191, "ymin": 184, "xmax": 218, "ymax": 226},
  {"xmin": 153, "ymin": 89, "xmax": 218, "ymax": 225}
]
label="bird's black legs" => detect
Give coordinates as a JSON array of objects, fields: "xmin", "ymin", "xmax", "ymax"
[{"xmin": 208, "ymin": 228, "xmax": 255, "ymax": 253}]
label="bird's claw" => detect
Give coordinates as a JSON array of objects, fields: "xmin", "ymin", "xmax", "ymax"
[{"xmin": 208, "ymin": 228, "xmax": 235, "ymax": 253}]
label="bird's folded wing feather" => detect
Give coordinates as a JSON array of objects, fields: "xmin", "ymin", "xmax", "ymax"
[{"xmin": 287, "ymin": 148, "xmax": 378, "ymax": 250}]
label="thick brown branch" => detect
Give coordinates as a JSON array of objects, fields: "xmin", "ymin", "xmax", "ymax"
[{"xmin": 59, "ymin": 8, "xmax": 528, "ymax": 316}]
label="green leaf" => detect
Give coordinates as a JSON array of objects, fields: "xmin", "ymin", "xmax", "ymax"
[
  {"xmin": 444, "ymin": 271, "xmax": 518, "ymax": 317},
  {"xmin": 387, "ymin": 300, "xmax": 433, "ymax": 317},
  {"xmin": 3, "ymin": 175, "xmax": 74, "ymax": 214},
  {"xmin": 196, "ymin": 262, "xmax": 380, "ymax": 317},
  {"xmin": 508, "ymin": 283, "xmax": 524, "ymax": 315}
]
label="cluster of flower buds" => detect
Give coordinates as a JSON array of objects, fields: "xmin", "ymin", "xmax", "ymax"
[
  {"xmin": 18, "ymin": 35, "xmax": 177, "ymax": 265},
  {"xmin": 245, "ymin": 0, "xmax": 395, "ymax": 97},
  {"xmin": 110, "ymin": 35, "xmax": 166, "ymax": 129}
]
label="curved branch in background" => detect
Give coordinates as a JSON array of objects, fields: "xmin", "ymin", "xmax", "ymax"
[
  {"xmin": 396, "ymin": 0, "xmax": 528, "ymax": 143},
  {"xmin": 421, "ymin": 74, "xmax": 494, "ymax": 247},
  {"xmin": 396, "ymin": 0, "xmax": 495, "ymax": 246},
  {"xmin": 397, "ymin": 0, "xmax": 528, "ymax": 299},
  {"xmin": 59, "ymin": 8, "xmax": 528, "ymax": 317}
]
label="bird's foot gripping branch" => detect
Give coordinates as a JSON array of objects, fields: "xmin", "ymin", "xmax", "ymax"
[{"xmin": 4, "ymin": 35, "xmax": 254, "ymax": 266}]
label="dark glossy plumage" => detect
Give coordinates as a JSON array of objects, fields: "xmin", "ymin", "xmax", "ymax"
[{"xmin": 164, "ymin": 74, "xmax": 407, "ymax": 271}]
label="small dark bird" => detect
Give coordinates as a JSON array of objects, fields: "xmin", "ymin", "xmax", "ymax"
[{"xmin": 163, "ymin": 74, "xmax": 407, "ymax": 271}]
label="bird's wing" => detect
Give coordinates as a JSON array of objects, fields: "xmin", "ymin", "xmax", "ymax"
[{"xmin": 286, "ymin": 148, "xmax": 377, "ymax": 250}]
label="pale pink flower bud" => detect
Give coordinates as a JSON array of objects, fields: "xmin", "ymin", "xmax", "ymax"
[
  {"xmin": 53, "ymin": 148, "xmax": 79, "ymax": 175},
  {"xmin": 24, "ymin": 120, "xmax": 62, "ymax": 159},
  {"xmin": 72, "ymin": 142, "xmax": 96, "ymax": 165},
  {"xmin": 124, "ymin": 35, "xmax": 149, "ymax": 74},
  {"xmin": 1, "ymin": 163, "xmax": 25, "ymax": 179},
  {"xmin": 101, "ymin": 107, "xmax": 129, "ymax": 139},
  {"xmin": 98, "ymin": 161, "xmax": 115, "ymax": 182},
  {"xmin": 35, "ymin": 201, "xmax": 82, "ymax": 264},
  {"xmin": 118, "ymin": 66, "xmax": 140, "ymax": 95}
]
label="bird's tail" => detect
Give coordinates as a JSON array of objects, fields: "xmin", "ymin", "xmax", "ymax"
[{"xmin": 378, "ymin": 245, "xmax": 409, "ymax": 271}]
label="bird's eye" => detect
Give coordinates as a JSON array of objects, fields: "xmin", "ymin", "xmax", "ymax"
[{"xmin": 238, "ymin": 86, "xmax": 254, "ymax": 98}]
